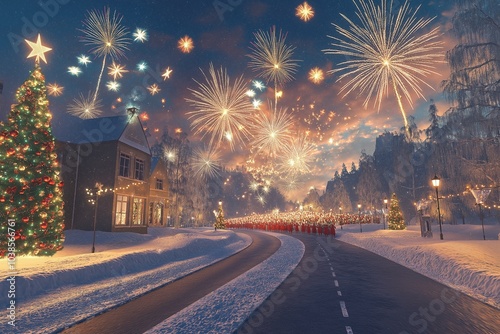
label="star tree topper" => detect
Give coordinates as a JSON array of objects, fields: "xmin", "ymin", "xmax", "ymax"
[{"xmin": 25, "ymin": 34, "xmax": 52, "ymax": 64}]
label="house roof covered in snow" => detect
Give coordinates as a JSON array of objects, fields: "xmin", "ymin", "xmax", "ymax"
[{"xmin": 53, "ymin": 114, "xmax": 151, "ymax": 154}]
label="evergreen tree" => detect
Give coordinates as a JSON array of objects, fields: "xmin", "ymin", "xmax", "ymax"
[
  {"xmin": 388, "ymin": 193, "xmax": 406, "ymax": 230},
  {"xmin": 0, "ymin": 64, "xmax": 65, "ymax": 256},
  {"xmin": 214, "ymin": 202, "xmax": 225, "ymax": 230}
]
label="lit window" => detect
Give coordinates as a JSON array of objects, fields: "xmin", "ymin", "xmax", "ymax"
[
  {"xmin": 115, "ymin": 195, "xmax": 128, "ymax": 225},
  {"xmin": 132, "ymin": 197, "xmax": 145, "ymax": 225},
  {"xmin": 156, "ymin": 178, "xmax": 163, "ymax": 190}
]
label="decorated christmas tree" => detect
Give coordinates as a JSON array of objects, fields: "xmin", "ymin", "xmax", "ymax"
[
  {"xmin": 214, "ymin": 201, "xmax": 225, "ymax": 230},
  {"xmin": 388, "ymin": 193, "xmax": 406, "ymax": 230},
  {"xmin": 0, "ymin": 37, "xmax": 65, "ymax": 256}
]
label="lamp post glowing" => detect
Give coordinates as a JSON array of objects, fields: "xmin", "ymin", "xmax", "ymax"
[
  {"xmin": 383, "ymin": 197, "xmax": 388, "ymax": 230},
  {"xmin": 432, "ymin": 175, "xmax": 443, "ymax": 240},
  {"xmin": 91, "ymin": 182, "xmax": 103, "ymax": 253},
  {"xmin": 339, "ymin": 207, "xmax": 343, "ymax": 229},
  {"xmin": 358, "ymin": 204, "xmax": 362, "ymax": 232}
]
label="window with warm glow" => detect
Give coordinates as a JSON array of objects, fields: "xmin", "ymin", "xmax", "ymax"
[{"xmin": 115, "ymin": 195, "xmax": 128, "ymax": 225}]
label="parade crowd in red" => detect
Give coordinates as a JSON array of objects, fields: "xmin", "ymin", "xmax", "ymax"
[{"xmin": 226, "ymin": 211, "xmax": 381, "ymax": 236}]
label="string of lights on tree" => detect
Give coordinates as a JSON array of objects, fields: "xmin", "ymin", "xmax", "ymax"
[{"xmin": 0, "ymin": 34, "xmax": 65, "ymax": 257}]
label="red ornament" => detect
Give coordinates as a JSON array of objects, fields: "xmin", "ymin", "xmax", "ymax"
[
  {"xmin": 43, "ymin": 176, "xmax": 50, "ymax": 182},
  {"xmin": 0, "ymin": 196, "xmax": 4, "ymax": 202},
  {"xmin": 9, "ymin": 130, "xmax": 19, "ymax": 138},
  {"xmin": 48, "ymin": 193, "xmax": 53, "ymax": 199},
  {"xmin": 41, "ymin": 222, "xmax": 48, "ymax": 229},
  {"xmin": 22, "ymin": 217, "xmax": 29, "ymax": 223},
  {"xmin": 59, "ymin": 181, "xmax": 64, "ymax": 188},
  {"xmin": 6, "ymin": 148, "xmax": 15, "ymax": 156},
  {"xmin": 49, "ymin": 180, "xmax": 55, "ymax": 185}
]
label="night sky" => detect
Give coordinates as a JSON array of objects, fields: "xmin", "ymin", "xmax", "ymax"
[{"xmin": 0, "ymin": 0, "xmax": 456, "ymax": 200}]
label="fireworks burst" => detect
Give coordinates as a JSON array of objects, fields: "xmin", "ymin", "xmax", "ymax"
[
  {"xmin": 178, "ymin": 35, "xmax": 194, "ymax": 53},
  {"xmin": 137, "ymin": 61, "xmax": 148, "ymax": 71},
  {"xmin": 308, "ymin": 67, "xmax": 324, "ymax": 84},
  {"xmin": 108, "ymin": 62, "xmax": 128, "ymax": 80},
  {"xmin": 162, "ymin": 67, "xmax": 173, "ymax": 80},
  {"xmin": 47, "ymin": 83, "xmax": 64, "ymax": 96},
  {"xmin": 133, "ymin": 28, "xmax": 148, "ymax": 42},
  {"xmin": 77, "ymin": 55, "xmax": 91, "ymax": 66},
  {"xmin": 250, "ymin": 105, "xmax": 294, "ymax": 156},
  {"xmin": 248, "ymin": 27, "xmax": 300, "ymax": 92},
  {"xmin": 106, "ymin": 81, "xmax": 120, "ymax": 91},
  {"xmin": 148, "ymin": 83, "xmax": 161, "ymax": 95},
  {"xmin": 68, "ymin": 66, "xmax": 82, "ymax": 76},
  {"xmin": 280, "ymin": 136, "xmax": 317, "ymax": 175},
  {"xmin": 296, "ymin": 2, "xmax": 315, "ymax": 22},
  {"xmin": 67, "ymin": 92, "xmax": 103, "ymax": 119},
  {"xmin": 192, "ymin": 146, "xmax": 222, "ymax": 180},
  {"xmin": 186, "ymin": 63, "xmax": 254, "ymax": 150},
  {"xmin": 323, "ymin": 0, "xmax": 443, "ymax": 129},
  {"xmin": 80, "ymin": 7, "xmax": 130, "ymax": 103}
]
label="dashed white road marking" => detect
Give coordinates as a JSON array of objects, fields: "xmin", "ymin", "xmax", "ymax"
[
  {"xmin": 331, "ymin": 271, "xmax": 336, "ymax": 277},
  {"xmin": 337, "ymin": 291, "xmax": 342, "ymax": 296},
  {"xmin": 340, "ymin": 301, "xmax": 349, "ymax": 317},
  {"xmin": 334, "ymin": 280, "xmax": 339, "ymax": 287},
  {"xmin": 346, "ymin": 325, "xmax": 354, "ymax": 334}
]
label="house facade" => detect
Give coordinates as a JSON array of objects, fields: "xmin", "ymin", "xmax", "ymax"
[{"xmin": 55, "ymin": 111, "xmax": 169, "ymax": 234}]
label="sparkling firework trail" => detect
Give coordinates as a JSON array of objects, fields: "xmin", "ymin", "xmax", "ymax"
[
  {"xmin": 323, "ymin": 0, "xmax": 443, "ymax": 129},
  {"xmin": 162, "ymin": 67, "xmax": 173, "ymax": 80},
  {"xmin": 80, "ymin": 7, "xmax": 130, "ymax": 103},
  {"xmin": 67, "ymin": 92, "xmax": 103, "ymax": 119},
  {"xmin": 186, "ymin": 63, "xmax": 254, "ymax": 150},
  {"xmin": 106, "ymin": 81, "xmax": 120, "ymax": 91},
  {"xmin": 192, "ymin": 146, "xmax": 222, "ymax": 180},
  {"xmin": 148, "ymin": 83, "xmax": 161, "ymax": 95},
  {"xmin": 77, "ymin": 55, "xmax": 91, "ymax": 66}
]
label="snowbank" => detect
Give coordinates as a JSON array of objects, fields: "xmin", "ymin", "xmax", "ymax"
[
  {"xmin": 0, "ymin": 228, "xmax": 251, "ymax": 334},
  {"xmin": 337, "ymin": 223, "xmax": 500, "ymax": 309}
]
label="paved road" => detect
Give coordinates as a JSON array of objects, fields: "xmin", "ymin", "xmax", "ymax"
[
  {"xmin": 60, "ymin": 230, "xmax": 280, "ymax": 334},
  {"xmin": 237, "ymin": 233, "xmax": 500, "ymax": 334}
]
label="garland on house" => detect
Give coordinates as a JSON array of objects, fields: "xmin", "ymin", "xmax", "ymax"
[{"xmin": 0, "ymin": 63, "xmax": 65, "ymax": 256}]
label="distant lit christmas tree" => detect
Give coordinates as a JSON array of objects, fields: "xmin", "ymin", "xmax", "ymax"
[
  {"xmin": 0, "ymin": 61, "xmax": 65, "ymax": 256},
  {"xmin": 388, "ymin": 193, "xmax": 406, "ymax": 230},
  {"xmin": 214, "ymin": 201, "xmax": 225, "ymax": 230}
]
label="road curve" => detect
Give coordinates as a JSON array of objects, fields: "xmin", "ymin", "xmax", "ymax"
[{"xmin": 60, "ymin": 230, "xmax": 280, "ymax": 334}]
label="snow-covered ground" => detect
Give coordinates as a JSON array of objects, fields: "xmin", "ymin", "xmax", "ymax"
[
  {"xmin": 0, "ymin": 228, "xmax": 253, "ymax": 333},
  {"xmin": 1, "ymin": 221, "xmax": 498, "ymax": 333},
  {"xmin": 337, "ymin": 221, "xmax": 500, "ymax": 309}
]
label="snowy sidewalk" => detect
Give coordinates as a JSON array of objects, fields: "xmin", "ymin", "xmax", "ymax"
[{"xmin": 0, "ymin": 228, "xmax": 252, "ymax": 333}]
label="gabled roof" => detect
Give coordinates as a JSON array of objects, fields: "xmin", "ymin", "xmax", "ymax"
[
  {"xmin": 53, "ymin": 114, "xmax": 151, "ymax": 154},
  {"xmin": 54, "ymin": 115, "xmax": 130, "ymax": 143}
]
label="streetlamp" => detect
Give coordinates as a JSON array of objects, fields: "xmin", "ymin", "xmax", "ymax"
[
  {"xmin": 383, "ymin": 197, "xmax": 388, "ymax": 230},
  {"xmin": 432, "ymin": 175, "xmax": 443, "ymax": 240},
  {"xmin": 339, "ymin": 207, "xmax": 343, "ymax": 229},
  {"xmin": 358, "ymin": 204, "xmax": 362, "ymax": 232},
  {"xmin": 91, "ymin": 182, "xmax": 102, "ymax": 253}
]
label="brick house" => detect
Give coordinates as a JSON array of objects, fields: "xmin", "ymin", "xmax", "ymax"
[{"xmin": 54, "ymin": 111, "xmax": 168, "ymax": 233}]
